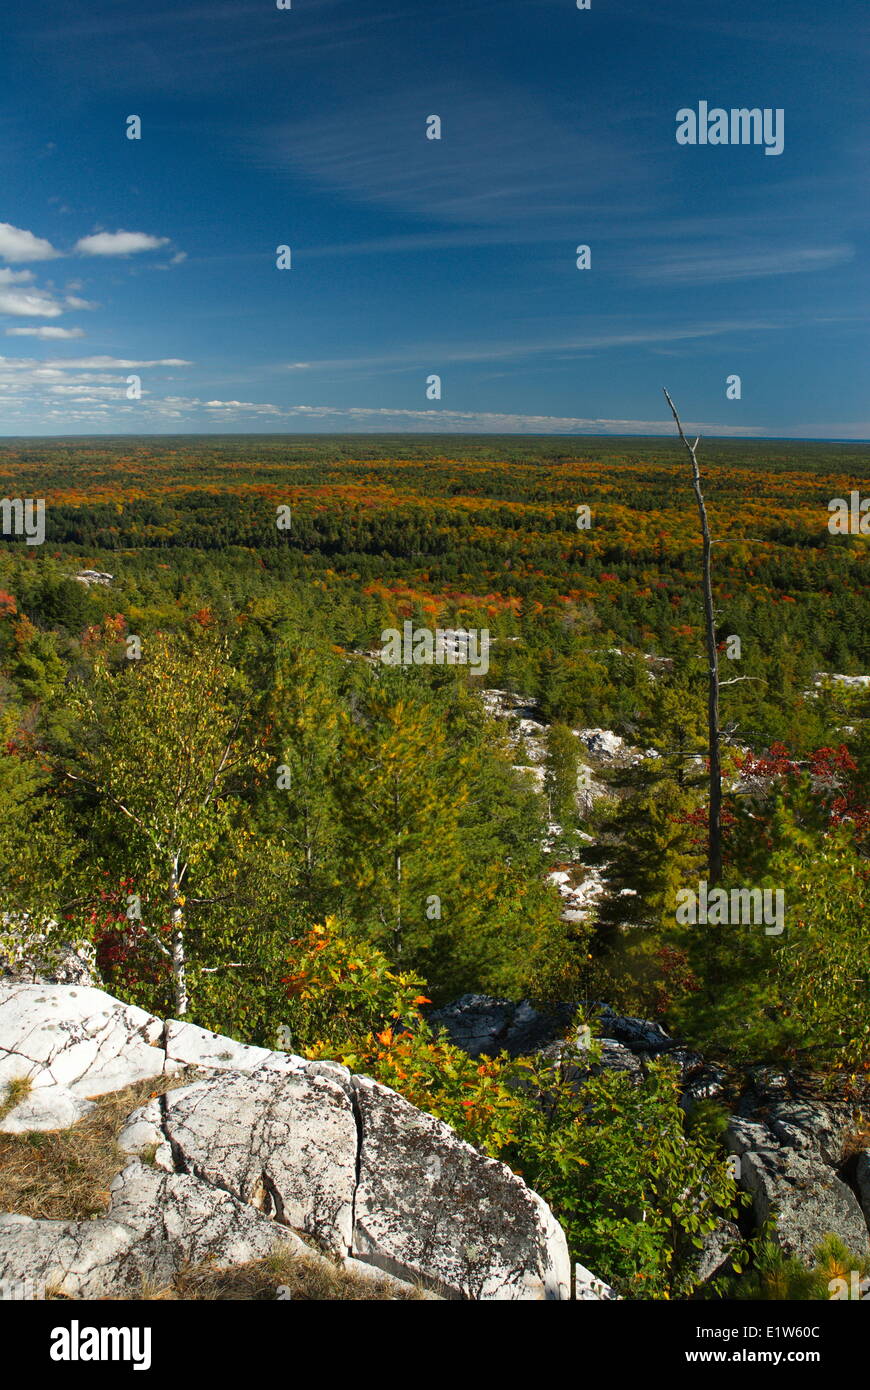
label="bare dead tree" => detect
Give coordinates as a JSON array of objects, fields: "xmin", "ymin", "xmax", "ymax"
[{"xmin": 663, "ymin": 389, "xmax": 722, "ymax": 885}]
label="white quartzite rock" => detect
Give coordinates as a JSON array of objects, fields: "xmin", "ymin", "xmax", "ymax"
[
  {"xmin": 0, "ymin": 984, "xmax": 168, "ymax": 1110},
  {"xmin": 0, "ymin": 1212, "xmax": 138, "ymax": 1300},
  {"xmin": 574, "ymin": 1261, "xmax": 618, "ymax": 1300},
  {"xmin": 163, "ymin": 1018, "xmax": 308, "ymax": 1074},
  {"xmin": 350, "ymin": 1074, "xmax": 571, "ymax": 1300},
  {"xmin": 0, "ymin": 1086, "xmax": 95, "ymax": 1134},
  {"xmin": 0, "ymin": 1162, "xmax": 298, "ymax": 1299},
  {"xmin": 160, "ymin": 1069, "xmax": 358, "ymax": 1254},
  {"xmin": 0, "ymin": 982, "xmax": 593, "ymax": 1300}
]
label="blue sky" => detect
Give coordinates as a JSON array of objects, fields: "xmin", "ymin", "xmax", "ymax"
[{"xmin": 1, "ymin": 0, "xmax": 867, "ymax": 437}]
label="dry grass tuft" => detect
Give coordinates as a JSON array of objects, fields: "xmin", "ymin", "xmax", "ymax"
[
  {"xmin": 0, "ymin": 1076, "xmax": 33, "ymax": 1122},
  {"xmin": 0, "ymin": 1071, "xmax": 198, "ymax": 1221},
  {"xmin": 106, "ymin": 1248, "xmax": 429, "ymax": 1301},
  {"xmin": 2, "ymin": 1072, "xmax": 432, "ymax": 1301}
]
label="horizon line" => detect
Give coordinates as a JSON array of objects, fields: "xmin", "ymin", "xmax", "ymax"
[{"xmin": 0, "ymin": 432, "xmax": 867, "ymax": 445}]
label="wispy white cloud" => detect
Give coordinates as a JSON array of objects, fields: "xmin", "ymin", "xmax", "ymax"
[
  {"xmin": 263, "ymin": 84, "xmax": 651, "ymax": 229},
  {"xmin": 203, "ymin": 398, "xmax": 284, "ymax": 413},
  {"xmin": 5, "ymin": 326, "xmax": 85, "ymax": 339},
  {"xmin": 36, "ymin": 356, "xmax": 192, "ymax": 369},
  {"xmin": 0, "ymin": 387, "xmax": 764, "ymax": 436},
  {"xmin": 0, "ymin": 287, "xmax": 65, "ymax": 318},
  {"xmin": 634, "ymin": 244, "xmax": 855, "ymax": 285},
  {"xmin": 0, "ymin": 357, "xmax": 193, "ymax": 408},
  {"xmin": 282, "ymin": 320, "xmax": 775, "ymax": 374},
  {"xmin": 74, "ymin": 230, "xmax": 171, "ymax": 256},
  {"xmin": 4, "ymin": 384, "xmax": 866, "ymax": 438},
  {"xmin": 0, "ymin": 222, "xmax": 59, "ymax": 263},
  {"xmin": 277, "ymin": 405, "xmax": 767, "ymax": 436}
]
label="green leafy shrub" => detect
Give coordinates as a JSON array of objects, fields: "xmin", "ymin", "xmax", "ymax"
[{"xmin": 282, "ymin": 924, "xmax": 742, "ymax": 1299}]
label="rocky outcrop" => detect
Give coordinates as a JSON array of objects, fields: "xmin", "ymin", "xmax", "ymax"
[
  {"xmin": 72, "ymin": 570, "xmax": 113, "ymax": 588},
  {"xmin": 726, "ymin": 1087, "xmax": 869, "ymax": 1265},
  {"xmin": 0, "ymin": 983, "xmax": 584, "ymax": 1300},
  {"xmin": 434, "ymin": 993, "xmax": 870, "ymax": 1272},
  {"xmin": 574, "ymin": 1260, "xmax": 619, "ymax": 1300},
  {"xmin": 430, "ymin": 994, "xmax": 575, "ymax": 1058},
  {"xmin": 856, "ymin": 1152, "xmax": 870, "ymax": 1228},
  {"xmin": 153, "ymin": 1066, "xmax": 358, "ymax": 1256},
  {"xmin": 430, "ymin": 994, "xmax": 681, "ymax": 1069},
  {"xmin": 351, "ymin": 1074, "xmax": 568, "ymax": 1300},
  {"xmin": 696, "ymin": 1221, "xmax": 741, "ymax": 1285},
  {"xmin": 0, "ymin": 984, "xmax": 171, "ymax": 1121},
  {"xmin": 0, "ymin": 1163, "xmax": 294, "ymax": 1299},
  {"xmin": 538, "ymin": 1036, "xmax": 644, "ymax": 1087}
]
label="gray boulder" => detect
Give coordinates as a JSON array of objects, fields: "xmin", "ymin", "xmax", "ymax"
[
  {"xmin": 696, "ymin": 1221, "xmax": 741, "ymax": 1285},
  {"xmin": 727, "ymin": 1113, "xmax": 868, "ymax": 1265},
  {"xmin": 764, "ymin": 1098, "xmax": 850, "ymax": 1168},
  {"xmin": 537, "ymin": 1036, "xmax": 643, "ymax": 1087},
  {"xmin": 855, "ymin": 1151, "xmax": 870, "ymax": 1227},
  {"xmin": 429, "ymin": 993, "xmax": 575, "ymax": 1059},
  {"xmin": 595, "ymin": 1006, "xmax": 673, "ymax": 1054}
]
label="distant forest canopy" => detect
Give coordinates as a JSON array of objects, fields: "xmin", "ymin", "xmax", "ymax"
[{"xmin": 0, "ymin": 434, "xmax": 865, "ymax": 741}]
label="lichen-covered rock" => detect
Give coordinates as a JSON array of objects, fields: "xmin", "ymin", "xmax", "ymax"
[
  {"xmin": 106, "ymin": 1161, "xmax": 301, "ymax": 1290},
  {"xmin": 350, "ymin": 1074, "xmax": 571, "ymax": 1300},
  {"xmin": 0, "ymin": 984, "xmax": 167, "ymax": 1102},
  {"xmin": 431, "ymin": 994, "xmax": 678, "ymax": 1066},
  {"xmin": 856, "ymin": 1151, "xmax": 870, "ymax": 1227},
  {"xmin": 0, "ymin": 1163, "xmax": 299, "ymax": 1299},
  {"xmin": 764, "ymin": 1099, "xmax": 850, "ymax": 1168},
  {"xmin": 696, "ymin": 1221, "xmax": 741, "ymax": 1285},
  {"xmin": 727, "ymin": 1115, "xmax": 868, "ymax": 1265},
  {"xmin": 0, "ymin": 983, "xmax": 588, "ymax": 1300},
  {"xmin": 679, "ymin": 1062, "xmax": 728, "ymax": 1113},
  {"xmin": 161, "ymin": 1068, "xmax": 358, "ymax": 1253},
  {"xmin": 0, "ymin": 1211, "xmax": 138, "ymax": 1299}
]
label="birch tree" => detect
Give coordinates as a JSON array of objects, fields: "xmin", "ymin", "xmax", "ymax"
[{"xmin": 60, "ymin": 631, "xmax": 273, "ymax": 1016}]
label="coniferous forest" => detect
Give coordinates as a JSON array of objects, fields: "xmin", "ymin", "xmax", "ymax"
[{"xmin": 0, "ymin": 433, "xmax": 868, "ymax": 1304}]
